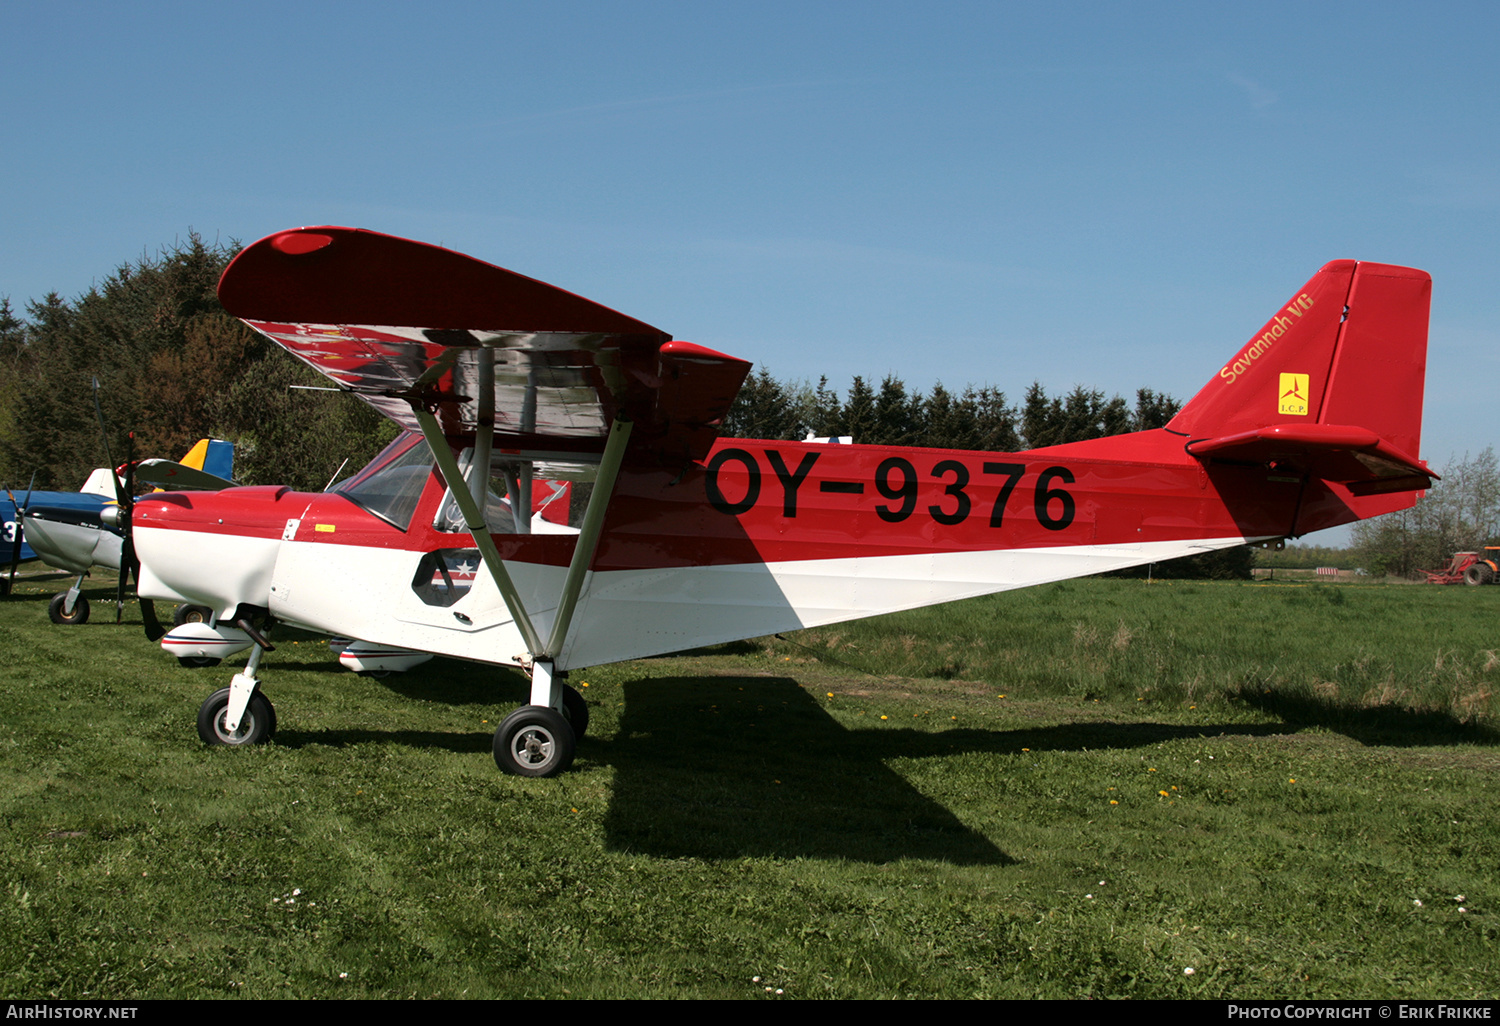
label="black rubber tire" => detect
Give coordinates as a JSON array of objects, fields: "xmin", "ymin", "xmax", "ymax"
[
  {"xmin": 1464, "ymin": 563, "xmax": 1494, "ymax": 586},
  {"xmin": 493, "ymin": 706, "xmax": 576, "ymax": 777},
  {"xmin": 173, "ymin": 604, "xmax": 213, "ymax": 627},
  {"xmin": 48, "ymin": 592, "xmax": 89, "ymax": 625},
  {"xmin": 196, "ymin": 687, "xmax": 277, "ymax": 746},
  {"xmin": 177, "ymin": 656, "xmax": 222, "ymax": 669},
  {"xmin": 560, "ymin": 683, "xmax": 590, "ymax": 740}
]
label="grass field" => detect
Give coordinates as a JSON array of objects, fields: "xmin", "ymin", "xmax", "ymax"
[{"xmin": 1, "ymin": 572, "xmax": 1496, "ymax": 999}]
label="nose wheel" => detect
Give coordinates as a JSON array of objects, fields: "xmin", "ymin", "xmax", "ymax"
[{"xmin": 197, "ymin": 686, "xmax": 277, "ymax": 746}]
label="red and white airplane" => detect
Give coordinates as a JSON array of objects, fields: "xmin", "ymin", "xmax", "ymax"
[{"xmin": 132, "ymin": 227, "xmax": 1434, "ymax": 777}]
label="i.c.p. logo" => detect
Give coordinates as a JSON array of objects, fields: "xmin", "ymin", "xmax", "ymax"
[{"xmin": 1278, "ymin": 373, "xmax": 1310, "ymax": 416}]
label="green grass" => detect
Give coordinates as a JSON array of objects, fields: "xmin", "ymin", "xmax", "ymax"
[{"xmin": 0, "ymin": 572, "xmax": 1496, "ymax": 998}]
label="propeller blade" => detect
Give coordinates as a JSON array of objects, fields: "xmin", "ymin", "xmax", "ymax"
[
  {"xmin": 115, "ymin": 433, "xmax": 137, "ymax": 621},
  {"xmin": 90, "ymin": 377, "xmax": 123, "ymax": 504},
  {"xmin": 4, "ymin": 473, "xmax": 37, "ymax": 598},
  {"xmin": 139, "ymin": 596, "xmax": 164, "ymax": 642}
]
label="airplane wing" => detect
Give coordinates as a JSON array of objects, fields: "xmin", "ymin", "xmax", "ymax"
[{"xmin": 218, "ymin": 227, "xmax": 751, "ymax": 469}]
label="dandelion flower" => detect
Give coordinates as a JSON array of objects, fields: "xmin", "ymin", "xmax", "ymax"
[{"xmin": 1109, "ymin": 800, "xmax": 1118, "ymax": 805}]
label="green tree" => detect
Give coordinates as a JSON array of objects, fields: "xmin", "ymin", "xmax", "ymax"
[
  {"xmin": 1352, "ymin": 448, "xmax": 1500, "ymax": 577},
  {"xmin": 841, "ymin": 376, "xmax": 878, "ymax": 444},
  {"xmin": 1132, "ymin": 387, "xmax": 1181, "ymax": 431},
  {"xmin": 723, "ymin": 368, "xmax": 799, "ymax": 440},
  {"xmin": 0, "ymin": 235, "xmax": 394, "ymax": 492},
  {"xmin": 871, "ymin": 375, "xmax": 920, "ymax": 446},
  {"xmin": 0, "ymin": 298, "xmax": 29, "ymax": 483}
]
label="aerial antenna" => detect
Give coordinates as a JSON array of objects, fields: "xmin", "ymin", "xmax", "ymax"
[{"xmin": 322, "ymin": 458, "xmax": 351, "ymax": 492}]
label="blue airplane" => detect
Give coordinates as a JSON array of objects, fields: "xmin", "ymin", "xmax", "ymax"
[{"xmin": 3, "ymin": 439, "xmax": 235, "ymax": 613}]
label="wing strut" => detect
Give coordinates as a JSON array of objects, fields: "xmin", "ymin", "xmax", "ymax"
[
  {"xmin": 545, "ymin": 417, "xmax": 632, "ymax": 658},
  {"xmin": 410, "ymin": 408, "xmax": 634, "ymax": 676}
]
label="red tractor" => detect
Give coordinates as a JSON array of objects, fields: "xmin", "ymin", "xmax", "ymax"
[{"xmin": 1465, "ymin": 547, "xmax": 1500, "ymax": 585}]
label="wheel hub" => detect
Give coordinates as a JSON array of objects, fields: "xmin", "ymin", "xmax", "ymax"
[
  {"xmin": 516, "ymin": 728, "xmax": 553, "ymax": 765},
  {"xmin": 216, "ymin": 710, "xmax": 253, "ymax": 744}
]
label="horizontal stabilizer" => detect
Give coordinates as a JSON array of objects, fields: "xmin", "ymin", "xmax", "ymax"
[
  {"xmin": 1186, "ymin": 424, "xmax": 1436, "ymax": 496},
  {"xmin": 136, "ymin": 459, "xmax": 237, "ymax": 492}
]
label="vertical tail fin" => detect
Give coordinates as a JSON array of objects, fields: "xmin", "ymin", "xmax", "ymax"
[
  {"xmin": 1168, "ymin": 261, "xmax": 1432, "ymax": 495},
  {"xmin": 180, "ymin": 438, "xmax": 236, "ymax": 481},
  {"xmin": 1168, "ymin": 260, "xmax": 1430, "ymax": 457}
]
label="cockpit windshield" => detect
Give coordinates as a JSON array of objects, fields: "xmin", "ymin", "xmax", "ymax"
[{"xmin": 334, "ymin": 432, "xmax": 434, "ymax": 531}]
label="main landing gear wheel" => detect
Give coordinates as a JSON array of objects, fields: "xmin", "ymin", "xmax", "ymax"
[
  {"xmin": 197, "ymin": 687, "xmax": 277, "ymax": 746},
  {"xmin": 560, "ymin": 683, "xmax": 589, "ymax": 739},
  {"xmin": 48, "ymin": 593, "xmax": 89, "ymax": 625},
  {"xmin": 173, "ymin": 604, "xmax": 213, "ymax": 627},
  {"xmin": 493, "ymin": 706, "xmax": 576, "ymax": 777},
  {"xmin": 177, "ymin": 656, "xmax": 222, "ymax": 669}
]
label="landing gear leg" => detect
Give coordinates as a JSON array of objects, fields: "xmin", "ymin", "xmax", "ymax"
[
  {"xmin": 48, "ymin": 573, "xmax": 90, "ymax": 625},
  {"xmin": 529, "ymin": 660, "xmax": 588, "ymax": 738},
  {"xmin": 197, "ymin": 621, "xmax": 278, "ymax": 746}
]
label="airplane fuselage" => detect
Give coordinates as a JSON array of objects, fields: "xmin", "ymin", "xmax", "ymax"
[{"xmin": 134, "ymin": 427, "xmax": 1409, "ymax": 672}]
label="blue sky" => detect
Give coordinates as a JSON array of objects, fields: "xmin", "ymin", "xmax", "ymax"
[{"xmin": 4, "ymin": 1, "xmax": 1495, "ymax": 542}]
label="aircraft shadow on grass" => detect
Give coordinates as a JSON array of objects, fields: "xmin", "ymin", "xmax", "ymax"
[
  {"xmin": 271, "ymin": 668, "xmax": 1015, "ymax": 865},
  {"xmin": 1230, "ymin": 687, "xmax": 1500, "ymax": 748},
  {"xmin": 263, "ymin": 659, "xmax": 1493, "ymax": 865}
]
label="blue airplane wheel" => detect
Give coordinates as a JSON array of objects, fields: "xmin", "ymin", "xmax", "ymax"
[
  {"xmin": 197, "ymin": 687, "xmax": 276, "ymax": 746},
  {"xmin": 494, "ymin": 706, "xmax": 575, "ymax": 777},
  {"xmin": 48, "ymin": 592, "xmax": 89, "ymax": 625}
]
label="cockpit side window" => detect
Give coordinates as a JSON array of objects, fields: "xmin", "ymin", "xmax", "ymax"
[
  {"xmin": 433, "ymin": 475, "xmax": 518, "ymax": 534},
  {"xmin": 334, "ymin": 432, "xmax": 434, "ymax": 531}
]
